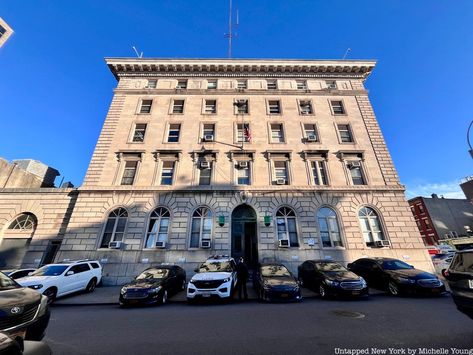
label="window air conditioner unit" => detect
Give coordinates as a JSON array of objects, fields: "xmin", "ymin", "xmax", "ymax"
[
  {"xmin": 374, "ymin": 240, "xmax": 391, "ymax": 248},
  {"xmin": 301, "ymin": 110, "xmax": 310, "ymax": 115},
  {"xmin": 278, "ymin": 239, "xmax": 290, "ymax": 248},
  {"xmin": 276, "ymin": 179, "xmax": 286, "ymax": 185},
  {"xmin": 238, "ymin": 161, "xmax": 248, "ymax": 168},
  {"xmin": 200, "ymin": 240, "xmax": 211, "ymax": 249},
  {"xmin": 108, "ymin": 241, "xmax": 123, "ymax": 249},
  {"xmin": 203, "ymin": 135, "xmax": 214, "ymax": 142},
  {"xmin": 306, "ymin": 135, "xmax": 317, "ymax": 142},
  {"xmin": 155, "ymin": 241, "xmax": 166, "ymax": 249},
  {"xmin": 175, "ymin": 86, "xmax": 184, "ymax": 90},
  {"xmin": 200, "ymin": 161, "xmax": 210, "ymax": 169},
  {"xmin": 348, "ymin": 161, "xmax": 361, "ymax": 169}
]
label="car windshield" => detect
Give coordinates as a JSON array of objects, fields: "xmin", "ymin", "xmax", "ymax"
[
  {"xmin": 432, "ymin": 253, "xmax": 455, "ymax": 260},
  {"xmin": 261, "ymin": 265, "xmax": 291, "ymax": 277},
  {"xmin": 0, "ymin": 272, "xmax": 19, "ymax": 290},
  {"xmin": 315, "ymin": 262, "xmax": 347, "ymax": 272},
  {"xmin": 31, "ymin": 265, "xmax": 68, "ymax": 276},
  {"xmin": 198, "ymin": 261, "xmax": 233, "ymax": 273},
  {"xmin": 450, "ymin": 252, "xmax": 473, "ymax": 272},
  {"xmin": 136, "ymin": 269, "xmax": 169, "ymax": 280},
  {"xmin": 381, "ymin": 260, "xmax": 413, "ymax": 270}
]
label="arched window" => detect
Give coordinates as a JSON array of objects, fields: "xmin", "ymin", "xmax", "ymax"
[
  {"xmin": 317, "ymin": 207, "xmax": 343, "ymax": 248},
  {"xmin": 8, "ymin": 213, "xmax": 37, "ymax": 231},
  {"xmin": 100, "ymin": 208, "xmax": 128, "ymax": 248},
  {"xmin": 276, "ymin": 207, "xmax": 299, "ymax": 247},
  {"xmin": 358, "ymin": 207, "xmax": 385, "ymax": 246},
  {"xmin": 145, "ymin": 207, "xmax": 171, "ymax": 248},
  {"xmin": 190, "ymin": 207, "xmax": 212, "ymax": 248}
]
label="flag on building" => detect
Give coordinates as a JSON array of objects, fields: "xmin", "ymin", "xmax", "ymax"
[{"xmin": 243, "ymin": 123, "xmax": 252, "ymax": 143}]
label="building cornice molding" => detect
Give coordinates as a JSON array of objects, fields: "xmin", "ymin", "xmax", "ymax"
[{"xmin": 113, "ymin": 88, "xmax": 369, "ymax": 96}]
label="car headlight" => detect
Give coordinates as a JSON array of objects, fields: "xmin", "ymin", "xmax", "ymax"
[
  {"xmin": 120, "ymin": 287, "xmax": 127, "ymax": 295},
  {"xmin": 30, "ymin": 284, "xmax": 43, "ymax": 290},
  {"xmin": 325, "ymin": 279, "xmax": 339, "ymax": 287},
  {"xmin": 148, "ymin": 286, "xmax": 162, "ymax": 294},
  {"xmin": 397, "ymin": 277, "xmax": 415, "ymax": 284},
  {"xmin": 189, "ymin": 279, "xmax": 195, "ymax": 284},
  {"xmin": 222, "ymin": 278, "xmax": 230, "ymax": 283},
  {"xmin": 360, "ymin": 277, "xmax": 367, "ymax": 287},
  {"xmin": 37, "ymin": 295, "xmax": 49, "ymax": 317}
]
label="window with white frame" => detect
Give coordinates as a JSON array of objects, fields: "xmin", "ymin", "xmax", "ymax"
[
  {"xmin": 145, "ymin": 207, "xmax": 170, "ymax": 248},
  {"xmin": 8, "ymin": 213, "xmax": 37, "ymax": 231},
  {"xmin": 236, "ymin": 161, "xmax": 251, "ymax": 185},
  {"xmin": 296, "ymin": 80, "xmax": 307, "ymax": 90},
  {"xmin": 160, "ymin": 161, "xmax": 175, "ymax": 185},
  {"xmin": 146, "ymin": 79, "xmax": 157, "ymax": 89},
  {"xmin": 235, "ymin": 99, "xmax": 249, "ymax": 114},
  {"xmin": 176, "ymin": 80, "xmax": 187, "ymax": 89},
  {"xmin": 267, "ymin": 80, "xmax": 277, "ymax": 90},
  {"xmin": 346, "ymin": 159, "xmax": 366, "ymax": 185},
  {"xmin": 311, "ymin": 160, "xmax": 328, "ymax": 185},
  {"xmin": 202, "ymin": 124, "xmax": 215, "ymax": 141},
  {"xmin": 276, "ymin": 207, "xmax": 299, "ymax": 246},
  {"xmin": 237, "ymin": 80, "xmax": 247, "ymax": 89},
  {"xmin": 304, "ymin": 124, "xmax": 318, "ymax": 142},
  {"xmin": 172, "ymin": 100, "xmax": 184, "ymax": 114},
  {"xmin": 139, "ymin": 99, "xmax": 153, "ymax": 114},
  {"xmin": 337, "ymin": 124, "xmax": 353, "ymax": 143},
  {"xmin": 424, "ymin": 218, "xmax": 431, "ymax": 230},
  {"xmin": 100, "ymin": 208, "xmax": 128, "ymax": 248},
  {"xmin": 270, "ymin": 123, "xmax": 285, "ymax": 143},
  {"xmin": 121, "ymin": 160, "xmax": 138, "ymax": 185},
  {"xmin": 317, "ymin": 207, "xmax": 343, "ymax": 247},
  {"xmin": 330, "ymin": 100, "xmax": 345, "ymax": 115},
  {"xmin": 132, "ymin": 123, "xmax": 147, "ymax": 142},
  {"xmin": 204, "ymin": 100, "xmax": 217, "ymax": 114},
  {"xmin": 236, "ymin": 123, "xmax": 251, "ymax": 143},
  {"xmin": 167, "ymin": 124, "xmax": 181, "ymax": 143},
  {"xmin": 198, "ymin": 160, "xmax": 212, "ymax": 185},
  {"xmin": 268, "ymin": 100, "xmax": 281, "ymax": 114},
  {"xmin": 207, "ymin": 80, "xmax": 217, "ymax": 89},
  {"xmin": 190, "ymin": 207, "xmax": 213, "ymax": 248},
  {"xmin": 299, "ymin": 100, "xmax": 313, "ymax": 115},
  {"xmin": 358, "ymin": 207, "xmax": 386, "ymax": 246},
  {"xmin": 273, "ymin": 160, "xmax": 289, "ymax": 185},
  {"xmin": 326, "ymin": 80, "xmax": 337, "ymax": 89}
]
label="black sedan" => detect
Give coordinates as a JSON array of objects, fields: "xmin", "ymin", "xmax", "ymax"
[
  {"xmin": 298, "ymin": 260, "xmax": 368, "ymax": 299},
  {"xmin": 347, "ymin": 257, "xmax": 445, "ymax": 296},
  {"xmin": 253, "ymin": 263, "xmax": 302, "ymax": 302},
  {"xmin": 119, "ymin": 265, "xmax": 186, "ymax": 307}
]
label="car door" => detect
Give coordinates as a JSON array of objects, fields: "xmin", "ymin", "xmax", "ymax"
[
  {"xmin": 365, "ymin": 261, "xmax": 385, "ymax": 289},
  {"xmin": 67, "ymin": 263, "xmax": 91, "ymax": 292},
  {"xmin": 448, "ymin": 252, "xmax": 473, "ymax": 294},
  {"xmin": 354, "ymin": 260, "xmax": 376, "ymax": 286},
  {"xmin": 312, "ymin": 264, "xmax": 324, "ymax": 289},
  {"xmin": 166, "ymin": 268, "xmax": 178, "ymax": 293}
]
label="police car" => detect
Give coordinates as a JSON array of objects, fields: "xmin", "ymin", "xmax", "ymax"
[{"xmin": 187, "ymin": 255, "xmax": 238, "ymax": 301}]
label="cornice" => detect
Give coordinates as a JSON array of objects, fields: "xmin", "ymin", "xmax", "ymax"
[{"xmin": 113, "ymin": 88, "xmax": 369, "ymax": 96}]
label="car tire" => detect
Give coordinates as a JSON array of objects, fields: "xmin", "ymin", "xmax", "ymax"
[
  {"xmin": 160, "ymin": 290, "xmax": 168, "ymax": 305},
  {"xmin": 319, "ymin": 284, "xmax": 327, "ymax": 299},
  {"xmin": 86, "ymin": 279, "xmax": 97, "ymax": 293},
  {"xmin": 43, "ymin": 288, "xmax": 57, "ymax": 304},
  {"xmin": 388, "ymin": 281, "xmax": 400, "ymax": 296}
]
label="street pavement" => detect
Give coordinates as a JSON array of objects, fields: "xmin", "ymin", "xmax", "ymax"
[{"xmin": 44, "ymin": 292, "xmax": 473, "ymax": 355}]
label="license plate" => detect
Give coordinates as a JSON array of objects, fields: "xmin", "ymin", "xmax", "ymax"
[
  {"xmin": 352, "ymin": 291, "xmax": 360, "ymax": 295},
  {"xmin": 469, "ymin": 280, "xmax": 473, "ymax": 289},
  {"xmin": 280, "ymin": 293, "xmax": 289, "ymax": 298},
  {"xmin": 202, "ymin": 293, "xmax": 211, "ymax": 298},
  {"xmin": 431, "ymin": 288, "xmax": 440, "ymax": 293},
  {"xmin": 129, "ymin": 300, "xmax": 139, "ymax": 304}
]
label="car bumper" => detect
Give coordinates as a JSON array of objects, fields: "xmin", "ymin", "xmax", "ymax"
[
  {"xmin": 119, "ymin": 292, "xmax": 161, "ymax": 306},
  {"xmin": 399, "ymin": 284, "xmax": 446, "ymax": 295},
  {"xmin": 187, "ymin": 282, "xmax": 232, "ymax": 299},
  {"xmin": 450, "ymin": 293, "xmax": 473, "ymax": 319},
  {"xmin": 327, "ymin": 286, "xmax": 369, "ymax": 298},
  {"xmin": 261, "ymin": 289, "xmax": 302, "ymax": 302},
  {"xmin": 24, "ymin": 310, "xmax": 51, "ymax": 341}
]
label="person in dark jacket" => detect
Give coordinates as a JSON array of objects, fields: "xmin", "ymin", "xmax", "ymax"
[{"xmin": 236, "ymin": 257, "xmax": 249, "ymax": 300}]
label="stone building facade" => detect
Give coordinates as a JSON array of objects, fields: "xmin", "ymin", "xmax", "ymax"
[
  {"xmin": 0, "ymin": 17, "xmax": 13, "ymax": 48},
  {"xmin": 48, "ymin": 58, "xmax": 432, "ymax": 285}
]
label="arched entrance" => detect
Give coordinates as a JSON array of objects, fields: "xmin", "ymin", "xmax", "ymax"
[{"xmin": 231, "ymin": 204, "xmax": 258, "ymax": 268}]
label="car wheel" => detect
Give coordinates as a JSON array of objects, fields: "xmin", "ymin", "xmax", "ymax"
[
  {"xmin": 388, "ymin": 281, "xmax": 400, "ymax": 296},
  {"xmin": 43, "ymin": 288, "xmax": 57, "ymax": 304},
  {"xmin": 160, "ymin": 290, "xmax": 168, "ymax": 304},
  {"xmin": 86, "ymin": 279, "xmax": 97, "ymax": 293},
  {"xmin": 319, "ymin": 284, "xmax": 327, "ymax": 299}
]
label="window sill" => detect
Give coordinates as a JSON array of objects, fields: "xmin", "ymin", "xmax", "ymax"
[{"xmin": 136, "ymin": 113, "xmax": 152, "ymax": 115}]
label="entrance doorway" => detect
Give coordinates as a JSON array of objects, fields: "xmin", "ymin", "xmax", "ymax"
[{"xmin": 231, "ymin": 204, "xmax": 258, "ymax": 268}]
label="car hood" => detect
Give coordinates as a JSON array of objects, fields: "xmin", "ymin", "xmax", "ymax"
[
  {"xmin": 322, "ymin": 270, "xmax": 361, "ymax": 281},
  {"xmin": 123, "ymin": 279, "xmax": 163, "ymax": 289},
  {"xmin": 263, "ymin": 276, "xmax": 298, "ymax": 287},
  {"xmin": 386, "ymin": 269, "xmax": 437, "ymax": 279},
  {"xmin": 191, "ymin": 272, "xmax": 232, "ymax": 281},
  {"xmin": 0, "ymin": 287, "xmax": 41, "ymax": 308},
  {"xmin": 16, "ymin": 276, "xmax": 56, "ymax": 286}
]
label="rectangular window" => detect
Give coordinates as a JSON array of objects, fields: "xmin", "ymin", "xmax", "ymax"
[
  {"xmin": 304, "ymin": 124, "xmax": 318, "ymax": 142},
  {"xmin": 274, "ymin": 161, "xmax": 288, "ymax": 184},
  {"xmin": 176, "ymin": 80, "xmax": 187, "ymax": 89},
  {"xmin": 268, "ymin": 100, "xmax": 281, "ymax": 114},
  {"xmin": 146, "ymin": 80, "xmax": 157, "ymax": 89},
  {"xmin": 207, "ymin": 80, "xmax": 217, "ymax": 89},
  {"xmin": 236, "ymin": 163, "xmax": 251, "ymax": 185},
  {"xmin": 236, "ymin": 123, "xmax": 252, "ymax": 143},
  {"xmin": 418, "ymin": 204, "xmax": 424, "ymax": 213},
  {"xmin": 337, "ymin": 124, "xmax": 353, "ymax": 142},
  {"xmin": 237, "ymin": 80, "xmax": 247, "ymax": 89},
  {"xmin": 270, "ymin": 123, "xmax": 285, "ymax": 143},
  {"xmin": 347, "ymin": 161, "xmax": 366, "ymax": 185},
  {"xmin": 160, "ymin": 161, "xmax": 175, "ymax": 185},
  {"xmin": 267, "ymin": 80, "xmax": 277, "ymax": 90},
  {"xmin": 132, "ymin": 124, "xmax": 147, "ymax": 142},
  {"xmin": 326, "ymin": 80, "xmax": 337, "ymax": 89},
  {"xmin": 167, "ymin": 124, "xmax": 181, "ymax": 142},
  {"xmin": 311, "ymin": 161, "xmax": 328, "ymax": 185},
  {"xmin": 199, "ymin": 162, "xmax": 212, "ymax": 185},
  {"xmin": 139, "ymin": 99, "xmax": 153, "ymax": 114},
  {"xmin": 0, "ymin": 25, "xmax": 5, "ymax": 37},
  {"xmin": 121, "ymin": 161, "xmax": 138, "ymax": 185},
  {"xmin": 331, "ymin": 100, "xmax": 345, "ymax": 115},
  {"xmin": 415, "ymin": 220, "xmax": 422, "ymax": 230},
  {"xmin": 204, "ymin": 100, "xmax": 217, "ymax": 114},
  {"xmin": 203, "ymin": 124, "xmax": 215, "ymax": 140},
  {"xmin": 172, "ymin": 100, "xmax": 184, "ymax": 114},
  {"xmin": 299, "ymin": 100, "xmax": 313, "ymax": 115},
  {"xmin": 235, "ymin": 100, "xmax": 249, "ymax": 114},
  {"xmin": 296, "ymin": 80, "xmax": 307, "ymax": 90},
  {"xmin": 424, "ymin": 219, "xmax": 431, "ymax": 229}
]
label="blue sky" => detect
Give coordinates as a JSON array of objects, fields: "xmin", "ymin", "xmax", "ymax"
[{"xmin": 1, "ymin": 1, "xmax": 471, "ymax": 198}]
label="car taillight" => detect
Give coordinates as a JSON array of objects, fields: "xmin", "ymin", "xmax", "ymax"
[{"xmin": 443, "ymin": 270, "xmax": 449, "ymax": 277}]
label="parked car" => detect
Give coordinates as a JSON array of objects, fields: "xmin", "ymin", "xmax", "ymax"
[
  {"xmin": 254, "ymin": 263, "xmax": 302, "ymax": 302},
  {"xmin": 443, "ymin": 249, "xmax": 473, "ymax": 319},
  {"xmin": 0, "ymin": 272, "xmax": 50, "ymax": 341},
  {"xmin": 16, "ymin": 260, "xmax": 102, "ymax": 303},
  {"xmin": 298, "ymin": 260, "xmax": 368, "ymax": 299},
  {"xmin": 119, "ymin": 265, "xmax": 186, "ymax": 307},
  {"xmin": 1, "ymin": 269, "xmax": 37, "ymax": 280},
  {"xmin": 431, "ymin": 253, "xmax": 455, "ymax": 275},
  {"xmin": 187, "ymin": 255, "xmax": 238, "ymax": 301},
  {"xmin": 347, "ymin": 257, "xmax": 445, "ymax": 296}
]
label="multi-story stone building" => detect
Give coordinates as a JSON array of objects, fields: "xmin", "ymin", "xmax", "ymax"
[
  {"xmin": 0, "ymin": 17, "xmax": 14, "ymax": 48},
  {"xmin": 47, "ymin": 58, "xmax": 431, "ymax": 285}
]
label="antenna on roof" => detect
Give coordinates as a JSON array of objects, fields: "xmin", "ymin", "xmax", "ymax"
[
  {"xmin": 224, "ymin": 0, "xmax": 239, "ymax": 58},
  {"xmin": 342, "ymin": 48, "xmax": 351, "ymax": 60},
  {"xmin": 132, "ymin": 46, "xmax": 143, "ymax": 58}
]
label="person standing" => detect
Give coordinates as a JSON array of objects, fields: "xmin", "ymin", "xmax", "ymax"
[{"xmin": 236, "ymin": 257, "xmax": 249, "ymax": 301}]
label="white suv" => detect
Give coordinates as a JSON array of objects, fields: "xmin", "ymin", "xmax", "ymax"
[
  {"xmin": 16, "ymin": 260, "xmax": 102, "ymax": 302},
  {"xmin": 187, "ymin": 255, "xmax": 238, "ymax": 301}
]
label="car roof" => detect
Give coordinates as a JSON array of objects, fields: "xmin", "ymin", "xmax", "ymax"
[
  {"xmin": 143, "ymin": 265, "xmax": 178, "ymax": 270},
  {"xmin": 455, "ymin": 249, "xmax": 473, "ymax": 254},
  {"xmin": 259, "ymin": 263, "xmax": 287, "ymax": 267},
  {"xmin": 206, "ymin": 255, "xmax": 234, "ymax": 262},
  {"xmin": 307, "ymin": 260, "xmax": 341, "ymax": 264}
]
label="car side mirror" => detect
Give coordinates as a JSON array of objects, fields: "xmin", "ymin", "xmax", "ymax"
[
  {"xmin": 66, "ymin": 271, "xmax": 75, "ymax": 276},
  {"xmin": 409, "ymin": 265, "xmax": 414, "ymax": 269},
  {"xmin": 442, "ymin": 269, "xmax": 450, "ymax": 279},
  {"xmin": 347, "ymin": 263, "xmax": 352, "ymax": 269},
  {"xmin": 194, "ymin": 268, "xmax": 199, "ymax": 273}
]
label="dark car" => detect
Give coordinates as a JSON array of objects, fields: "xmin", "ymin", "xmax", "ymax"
[
  {"xmin": 298, "ymin": 260, "xmax": 368, "ymax": 299},
  {"xmin": 1, "ymin": 269, "xmax": 37, "ymax": 280},
  {"xmin": 119, "ymin": 265, "xmax": 186, "ymax": 307},
  {"xmin": 443, "ymin": 249, "xmax": 473, "ymax": 319},
  {"xmin": 347, "ymin": 258, "xmax": 445, "ymax": 296},
  {"xmin": 253, "ymin": 263, "xmax": 302, "ymax": 302},
  {"xmin": 0, "ymin": 272, "xmax": 50, "ymax": 341}
]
